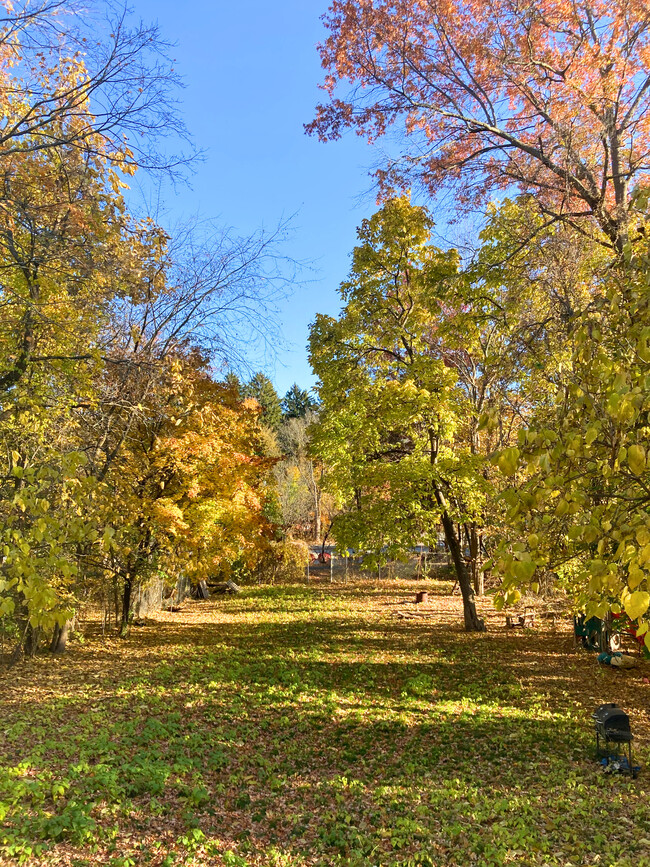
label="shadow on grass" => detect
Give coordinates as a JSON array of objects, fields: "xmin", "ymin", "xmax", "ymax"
[
  {"xmin": 0, "ymin": 672, "xmax": 624, "ymax": 866},
  {"xmin": 1, "ymin": 585, "xmax": 647, "ymax": 866},
  {"xmin": 0, "ymin": 604, "xmax": 645, "ymax": 867}
]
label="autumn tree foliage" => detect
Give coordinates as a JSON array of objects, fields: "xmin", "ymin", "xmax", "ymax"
[
  {"xmin": 92, "ymin": 356, "xmax": 275, "ymax": 635},
  {"xmin": 491, "ymin": 236, "xmax": 650, "ymax": 638},
  {"xmin": 308, "ymin": 0, "xmax": 650, "ymax": 640},
  {"xmin": 274, "ymin": 411, "xmax": 332, "ymax": 541},
  {"xmin": 310, "ymin": 197, "xmax": 490, "ymax": 630},
  {"xmin": 0, "ymin": 0, "xmax": 189, "ymax": 171},
  {"xmin": 309, "ymin": 0, "xmax": 650, "ymax": 250},
  {"xmin": 0, "ymin": 3, "xmax": 286, "ymax": 659}
]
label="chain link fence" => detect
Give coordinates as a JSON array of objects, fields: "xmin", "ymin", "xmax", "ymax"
[{"xmin": 306, "ymin": 549, "xmax": 453, "ymax": 582}]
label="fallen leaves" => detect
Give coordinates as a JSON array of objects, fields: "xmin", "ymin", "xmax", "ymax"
[{"xmin": 0, "ymin": 579, "xmax": 649, "ymax": 866}]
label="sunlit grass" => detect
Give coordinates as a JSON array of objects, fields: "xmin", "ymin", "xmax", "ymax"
[{"xmin": 1, "ymin": 580, "xmax": 649, "ymax": 865}]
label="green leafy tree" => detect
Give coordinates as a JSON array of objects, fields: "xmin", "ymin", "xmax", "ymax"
[
  {"xmin": 309, "ymin": 197, "xmax": 487, "ymax": 630},
  {"xmin": 493, "ymin": 241, "xmax": 650, "ymax": 642},
  {"xmin": 243, "ymin": 373, "xmax": 283, "ymax": 430},
  {"xmin": 281, "ymin": 384, "xmax": 317, "ymax": 419},
  {"xmin": 452, "ymin": 198, "xmax": 608, "ymax": 590}
]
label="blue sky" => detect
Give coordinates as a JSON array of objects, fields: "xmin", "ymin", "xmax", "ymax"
[{"xmin": 128, "ymin": 0, "xmax": 380, "ymax": 398}]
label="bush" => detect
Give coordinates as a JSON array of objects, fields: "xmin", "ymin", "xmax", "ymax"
[{"xmin": 258, "ymin": 538, "xmax": 309, "ymax": 583}]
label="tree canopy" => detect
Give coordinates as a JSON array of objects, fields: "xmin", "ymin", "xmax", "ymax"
[
  {"xmin": 309, "ymin": 0, "xmax": 650, "ymax": 250},
  {"xmin": 310, "ymin": 196, "xmax": 486, "ymax": 630}
]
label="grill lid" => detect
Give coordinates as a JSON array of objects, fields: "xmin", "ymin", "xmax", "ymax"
[{"xmin": 592, "ymin": 703, "xmax": 632, "ymax": 740}]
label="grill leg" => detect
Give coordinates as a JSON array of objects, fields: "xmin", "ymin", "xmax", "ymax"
[{"xmin": 628, "ymin": 741, "xmax": 635, "ymax": 777}]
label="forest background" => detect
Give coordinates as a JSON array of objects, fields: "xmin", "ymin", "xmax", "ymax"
[{"xmin": 3, "ymin": 0, "xmax": 650, "ymax": 661}]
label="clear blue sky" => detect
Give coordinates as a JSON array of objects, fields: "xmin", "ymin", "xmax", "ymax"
[{"xmin": 128, "ymin": 0, "xmax": 379, "ymax": 398}]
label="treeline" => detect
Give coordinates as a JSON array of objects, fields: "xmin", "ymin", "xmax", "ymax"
[
  {"xmin": 0, "ymin": 2, "xmax": 299, "ymax": 660},
  {"xmin": 229, "ymin": 374, "xmax": 330, "ymax": 544}
]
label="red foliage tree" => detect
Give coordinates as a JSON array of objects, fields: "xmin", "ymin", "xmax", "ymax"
[{"xmin": 308, "ymin": 0, "xmax": 650, "ymax": 250}]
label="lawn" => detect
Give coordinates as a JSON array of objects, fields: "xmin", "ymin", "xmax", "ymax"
[{"xmin": 1, "ymin": 579, "xmax": 650, "ymax": 866}]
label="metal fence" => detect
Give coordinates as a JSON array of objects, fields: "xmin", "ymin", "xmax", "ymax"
[{"xmin": 306, "ymin": 550, "xmax": 452, "ymax": 582}]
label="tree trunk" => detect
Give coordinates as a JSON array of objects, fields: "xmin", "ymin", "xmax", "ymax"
[
  {"xmin": 24, "ymin": 624, "xmax": 40, "ymax": 657},
  {"xmin": 120, "ymin": 574, "xmax": 133, "ymax": 637},
  {"xmin": 113, "ymin": 577, "xmax": 120, "ymax": 628},
  {"xmin": 439, "ymin": 508, "xmax": 485, "ymax": 632},
  {"xmin": 9, "ymin": 620, "xmax": 29, "ymax": 666},
  {"xmin": 314, "ymin": 495, "xmax": 321, "ymax": 543},
  {"xmin": 309, "ymin": 459, "xmax": 322, "ymax": 541},
  {"xmin": 466, "ymin": 523, "xmax": 484, "ymax": 596},
  {"xmin": 50, "ymin": 620, "xmax": 72, "ymax": 654}
]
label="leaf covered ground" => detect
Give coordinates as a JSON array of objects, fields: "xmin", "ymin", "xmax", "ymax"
[{"xmin": 1, "ymin": 580, "xmax": 650, "ymax": 866}]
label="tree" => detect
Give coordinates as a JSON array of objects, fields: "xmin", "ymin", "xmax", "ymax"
[
  {"xmin": 454, "ymin": 197, "xmax": 608, "ymax": 591},
  {"xmin": 243, "ymin": 373, "xmax": 283, "ymax": 430},
  {"xmin": 224, "ymin": 372, "xmax": 242, "ymax": 396},
  {"xmin": 0, "ymin": 132, "xmax": 143, "ymax": 656},
  {"xmin": 96, "ymin": 354, "xmax": 275, "ymax": 635},
  {"xmin": 309, "ymin": 0, "xmax": 650, "ymax": 251},
  {"xmin": 309, "ymin": 0, "xmax": 650, "ymax": 635},
  {"xmin": 492, "ymin": 238, "xmax": 650, "ymax": 641},
  {"xmin": 275, "ymin": 411, "xmax": 328, "ymax": 540},
  {"xmin": 0, "ymin": 0, "xmax": 190, "ymax": 172},
  {"xmin": 310, "ymin": 197, "xmax": 486, "ymax": 630},
  {"xmin": 0, "ymin": 3, "xmax": 293, "ymax": 659},
  {"xmin": 281, "ymin": 384, "xmax": 318, "ymax": 419},
  {"xmin": 73, "ymin": 221, "xmax": 292, "ymax": 634},
  {"xmin": 0, "ymin": 151, "xmax": 290, "ymax": 655}
]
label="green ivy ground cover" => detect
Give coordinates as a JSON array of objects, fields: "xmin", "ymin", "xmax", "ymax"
[{"xmin": 1, "ymin": 581, "xmax": 649, "ymax": 866}]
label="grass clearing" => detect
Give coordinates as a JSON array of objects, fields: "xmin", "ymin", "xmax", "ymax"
[{"xmin": 1, "ymin": 579, "xmax": 650, "ymax": 866}]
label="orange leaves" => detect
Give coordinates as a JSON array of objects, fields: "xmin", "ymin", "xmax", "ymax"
[
  {"xmin": 123, "ymin": 361, "xmax": 276, "ymax": 581},
  {"xmin": 310, "ymin": 0, "xmax": 650, "ymax": 246}
]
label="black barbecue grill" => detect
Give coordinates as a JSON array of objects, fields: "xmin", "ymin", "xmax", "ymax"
[{"xmin": 592, "ymin": 703, "xmax": 636, "ymax": 776}]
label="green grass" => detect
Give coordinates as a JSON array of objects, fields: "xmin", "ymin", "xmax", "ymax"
[{"xmin": 1, "ymin": 581, "xmax": 649, "ymax": 866}]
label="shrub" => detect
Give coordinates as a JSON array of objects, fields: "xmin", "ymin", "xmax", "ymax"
[{"xmin": 258, "ymin": 538, "xmax": 309, "ymax": 583}]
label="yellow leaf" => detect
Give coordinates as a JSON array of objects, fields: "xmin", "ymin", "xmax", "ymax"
[
  {"xmin": 640, "ymin": 543, "xmax": 650, "ymax": 566},
  {"xmin": 497, "ymin": 447, "xmax": 520, "ymax": 476},
  {"xmin": 628, "ymin": 561, "xmax": 645, "ymax": 590},
  {"xmin": 624, "ymin": 590, "xmax": 650, "ymax": 621},
  {"xmin": 628, "ymin": 444, "xmax": 646, "ymax": 476},
  {"xmin": 636, "ymin": 527, "xmax": 650, "ymax": 547}
]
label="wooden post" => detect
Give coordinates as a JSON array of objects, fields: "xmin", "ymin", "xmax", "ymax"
[
  {"xmin": 330, "ymin": 553, "xmax": 333, "ymax": 582},
  {"xmin": 345, "ymin": 553, "xmax": 348, "ymax": 582}
]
